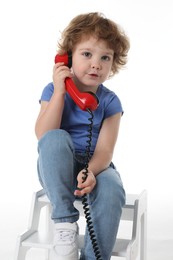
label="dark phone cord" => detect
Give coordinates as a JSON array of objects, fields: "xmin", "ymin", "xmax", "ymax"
[{"xmin": 81, "ymin": 108, "xmax": 102, "ymax": 260}]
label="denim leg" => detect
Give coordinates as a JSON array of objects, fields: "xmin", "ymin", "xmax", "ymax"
[
  {"xmin": 37, "ymin": 129, "xmax": 79, "ymax": 223},
  {"xmin": 80, "ymin": 166, "xmax": 126, "ymax": 260}
]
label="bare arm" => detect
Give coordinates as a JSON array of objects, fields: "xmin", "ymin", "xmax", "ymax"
[
  {"xmin": 88, "ymin": 112, "xmax": 121, "ymax": 175},
  {"xmin": 35, "ymin": 94, "xmax": 65, "ymax": 140},
  {"xmin": 75, "ymin": 112, "xmax": 122, "ymax": 196},
  {"xmin": 35, "ymin": 62, "xmax": 73, "ymax": 140}
]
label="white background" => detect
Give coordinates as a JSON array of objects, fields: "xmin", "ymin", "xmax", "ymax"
[{"xmin": 0, "ymin": 0, "xmax": 173, "ymax": 259}]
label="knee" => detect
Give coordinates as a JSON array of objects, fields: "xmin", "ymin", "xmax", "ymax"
[
  {"xmin": 38, "ymin": 129, "xmax": 74, "ymax": 154},
  {"xmin": 112, "ymin": 180, "xmax": 126, "ymax": 210},
  {"xmin": 95, "ymin": 169, "xmax": 126, "ymax": 209}
]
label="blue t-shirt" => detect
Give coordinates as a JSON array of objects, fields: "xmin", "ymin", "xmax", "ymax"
[{"xmin": 40, "ymin": 83, "xmax": 123, "ymax": 153}]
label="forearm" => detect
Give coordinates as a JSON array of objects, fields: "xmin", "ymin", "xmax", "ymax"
[
  {"xmin": 35, "ymin": 93, "xmax": 65, "ymax": 139},
  {"xmin": 87, "ymin": 114, "xmax": 121, "ymax": 176},
  {"xmin": 88, "ymin": 150, "xmax": 113, "ymax": 176}
]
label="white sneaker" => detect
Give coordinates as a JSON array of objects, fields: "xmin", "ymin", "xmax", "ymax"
[{"xmin": 50, "ymin": 222, "xmax": 79, "ymax": 260}]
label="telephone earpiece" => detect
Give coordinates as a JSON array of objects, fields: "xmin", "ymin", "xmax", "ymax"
[
  {"xmin": 54, "ymin": 53, "xmax": 99, "ymax": 111},
  {"xmin": 54, "ymin": 52, "xmax": 72, "ymax": 68}
]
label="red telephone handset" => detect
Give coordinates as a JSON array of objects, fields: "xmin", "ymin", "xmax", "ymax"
[{"xmin": 54, "ymin": 53, "xmax": 99, "ymax": 111}]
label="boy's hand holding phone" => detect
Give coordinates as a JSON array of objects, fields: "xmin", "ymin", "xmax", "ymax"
[{"xmin": 53, "ymin": 62, "xmax": 73, "ymax": 95}]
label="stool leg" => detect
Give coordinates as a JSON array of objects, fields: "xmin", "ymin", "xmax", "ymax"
[
  {"xmin": 45, "ymin": 249, "xmax": 51, "ymax": 260},
  {"xmin": 45, "ymin": 203, "xmax": 54, "ymax": 260},
  {"xmin": 140, "ymin": 211, "xmax": 147, "ymax": 260},
  {"xmin": 14, "ymin": 240, "xmax": 29, "ymax": 260}
]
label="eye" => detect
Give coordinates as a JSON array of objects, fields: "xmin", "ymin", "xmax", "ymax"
[
  {"xmin": 101, "ymin": 55, "xmax": 111, "ymax": 61},
  {"xmin": 82, "ymin": 52, "xmax": 92, "ymax": 58}
]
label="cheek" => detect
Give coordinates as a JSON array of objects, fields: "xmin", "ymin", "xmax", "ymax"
[
  {"xmin": 104, "ymin": 66, "xmax": 112, "ymax": 76},
  {"xmin": 72, "ymin": 63, "xmax": 85, "ymax": 76}
]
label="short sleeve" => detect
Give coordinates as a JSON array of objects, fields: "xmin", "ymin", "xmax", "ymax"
[
  {"xmin": 39, "ymin": 82, "xmax": 54, "ymax": 103},
  {"xmin": 97, "ymin": 85, "xmax": 123, "ymax": 120},
  {"xmin": 104, "ymin": 93, "xmax": 123, "ymax": 119}
]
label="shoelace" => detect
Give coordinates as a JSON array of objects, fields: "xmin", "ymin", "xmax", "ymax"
[{"xmin": 56, "ymin": 229, "xmax": 76, "ymax": 244}]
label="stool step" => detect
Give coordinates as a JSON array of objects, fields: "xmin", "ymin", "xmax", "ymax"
[
  {"xmin": 38, "ymin": 193, "xmax": 138, "ymax": 209},
  {"xmin": 21, "ymin": 231, "xmax": 53, "ymax": 249},
  {"xmin": 21, "ymin": 230, "xmax": 129, "ymax": 256}
]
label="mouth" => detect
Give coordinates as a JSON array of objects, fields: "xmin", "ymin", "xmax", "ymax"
[{"xmin": 88, "ymin": 73, "xmax": 99, "ymax": 77}]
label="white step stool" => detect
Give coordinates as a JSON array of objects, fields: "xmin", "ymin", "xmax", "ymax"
[{"xmin": 14, "ymin": 189, "xmax": 147, "ymax": 260}]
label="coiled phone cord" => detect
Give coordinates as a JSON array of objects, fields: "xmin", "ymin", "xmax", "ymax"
[{"xmin": 81, "ymin": 108, "xmax": 102, "ymax": 260}]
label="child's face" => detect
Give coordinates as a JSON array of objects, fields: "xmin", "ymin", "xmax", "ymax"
[{"xmin": 72, "ymin": 36, "xmax": 114, "ymax": 92}]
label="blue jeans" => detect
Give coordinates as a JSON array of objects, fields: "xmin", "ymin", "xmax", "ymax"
[{"xmin": 37, "ymin": 129, "xmax": 125, "ymax": 260}]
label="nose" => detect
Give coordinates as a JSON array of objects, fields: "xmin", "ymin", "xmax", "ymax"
[
  {"xmin": 91, "ymin": 59, "xmax": 101, "ymax": 70},
  {"xmin": 92, "ymin": 65, "xmax": 100, "ymax": 70}
]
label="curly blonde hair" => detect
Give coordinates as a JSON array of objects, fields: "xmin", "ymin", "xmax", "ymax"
[{"xmin": 58, "ymin": 12, "xmax": 130, "ymax": 76}]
